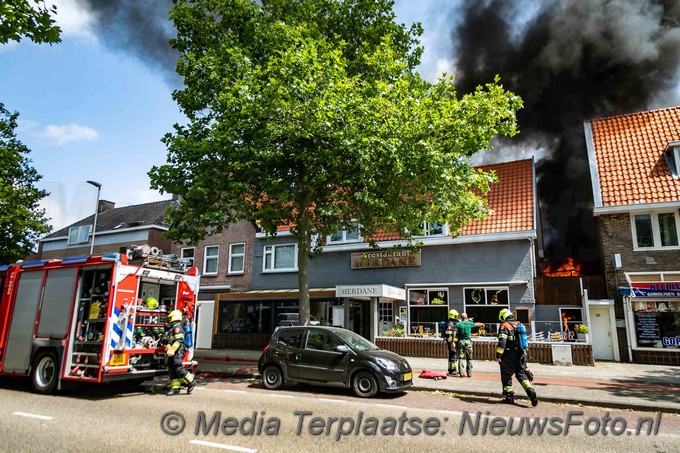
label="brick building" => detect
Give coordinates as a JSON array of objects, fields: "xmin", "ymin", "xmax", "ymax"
[{"xmin": 585, "ymin": 106, "xmax": 680, "ymax": 365}]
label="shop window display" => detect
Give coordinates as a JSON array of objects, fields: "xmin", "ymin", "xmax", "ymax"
[
  {"xmin": 408, "ymin": 289, "xmax": 448, "ymax": 335},
  {"xmin": 633, "ymin": 301, "xmax": 680, "ymax": 349},
  {"xmin": 463, "ymin": 287, "xmax": 509, "ymax": 331}
]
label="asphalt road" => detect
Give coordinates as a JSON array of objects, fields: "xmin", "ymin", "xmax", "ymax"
[{"xmin": 1, "ymin": 376, "xmax": 679, "ymax": 452}]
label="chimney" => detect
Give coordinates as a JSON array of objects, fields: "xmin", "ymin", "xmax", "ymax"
[{"xmin": 98, "ymin": 200, "xmax": 115, "ymax": 213}]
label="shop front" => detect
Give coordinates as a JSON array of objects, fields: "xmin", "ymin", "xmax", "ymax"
[
  {"xmin": 622, "ymin": 273, "xmax": 680, "ymax": 365},
  {"xmin": 212, "ymin": 284, "xmax": 406, "ymax": 348}
]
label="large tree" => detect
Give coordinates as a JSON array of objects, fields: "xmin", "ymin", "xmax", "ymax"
[
  {"xmin": 150, "ymin": 0, "xmax": 522, "ymax": 324},
  {"xmin": 0, "ymin": 105, "xmax": 51, "ymax": 262}
]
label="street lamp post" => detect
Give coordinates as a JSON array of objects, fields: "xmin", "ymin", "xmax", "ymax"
[{"xmin": 87, "ymin": 180, "xmax": 102, "ymax": 255}]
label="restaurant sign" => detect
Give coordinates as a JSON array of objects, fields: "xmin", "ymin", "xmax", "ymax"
[
  {"xmin": 631, "ymin": 282, "xmax": 680, "ymax": 298},
  {"xmin": 351, "ymin": 249, "xmax": 421, "ymax": 270}
]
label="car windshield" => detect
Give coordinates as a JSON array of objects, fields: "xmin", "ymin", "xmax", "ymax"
[{"xmin": 334, "ymin": 330, "xmax": 380, "ymax": 351}]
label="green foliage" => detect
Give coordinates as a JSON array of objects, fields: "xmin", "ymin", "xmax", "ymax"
[
  {"xmin": 0, "ymin": 104, "xmax": 51, "ymax": 263},
  {"xmin": 150, "ymin": 0, "xmax": 522, "ymax": 321},
  {"xmin": 0, "ymin": 0, "xmax": 61, "ymax": 45},
  {"xmin": 574, "ymin": 324, "xmax": 589, "ymax": 334},
  {"xmin": 381, "ymin": 325, "xmax": 405, "ymax": 337}
]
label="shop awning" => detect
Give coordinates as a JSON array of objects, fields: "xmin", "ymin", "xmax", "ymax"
[{"xmin": 217, "ymin": 288, "xmax": 337, "ymax": 301}]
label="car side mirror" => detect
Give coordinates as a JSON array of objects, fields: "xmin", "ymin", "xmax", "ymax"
[{"xmin": 335, "ymin": 344, "xmax": 350, "ymax": 354}]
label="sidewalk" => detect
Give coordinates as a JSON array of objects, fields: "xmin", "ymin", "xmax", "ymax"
[{"xmin": 192, "ymin": 348, "xmax": 680, "ymax": 414}]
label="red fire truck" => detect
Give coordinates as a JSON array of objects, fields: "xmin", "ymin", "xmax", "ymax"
[{"xmin": 0, "ymin": 248, "xmax": 200, "ymax": 394}]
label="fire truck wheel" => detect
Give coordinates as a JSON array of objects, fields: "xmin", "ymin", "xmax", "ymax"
[{"xmin": 31, "ymin": 351, "xmax": 59, "ymax": 395}]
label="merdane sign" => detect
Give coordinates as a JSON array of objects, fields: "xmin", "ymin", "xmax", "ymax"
[{"xmin": 351, "ymin": 249, "xmax": 421, "ymax": 270}]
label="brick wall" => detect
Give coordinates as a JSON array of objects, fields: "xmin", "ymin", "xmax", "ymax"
[
  {"xmin": 597, "ymin": 213, "xmax": 680, "ymax": 364},
  {"xmin": 171, "ymin": 219, "xmax": 256, "ymax": 294},
  {"xmin": 597, "ymin": 214, "xmax": 680, "ymax": 298}
]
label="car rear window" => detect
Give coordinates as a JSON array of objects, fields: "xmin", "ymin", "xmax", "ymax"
[{"xmin": 276, "ymin": 329, "xmax": 304, "ymax": 349}]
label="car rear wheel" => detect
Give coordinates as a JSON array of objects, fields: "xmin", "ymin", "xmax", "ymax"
[
  {"xmin": 31, "ymin": 351, "xmax": 59, "ymax": 395},
  {"xmin": 352, "ymin": 370, "xmax": 378, "ymax": 398},
  {"xmin": 262, "ymin": 365, "xmax": 284, "ymax": 390}
]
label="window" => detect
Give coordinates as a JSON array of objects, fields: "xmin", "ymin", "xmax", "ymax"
[
  {"xmin": 664, "ymin": 145, "xmax": 680, "ymax": 177},
  {"xmin": 415, "ymin": 221, "xmax": 445, "ymax": 237},
  {"xmin": 379, "ymin": 301, "xmax": 394, "ymax": 323},
  {"xmin": 180, "ymin": 247, "xmax": 195, "ymax": 267},
  {"xmin": 263, "ymin": 244, "xmax": 297, "ymax": 272},
  {"xmin": 408, "ymin": 288, "xmax": 449, "ymax": 335},
  {"xmin": 328, "ymin": 222, "xmax": 361, "ymax": 244},
  {"xmin": 203, "ymin": 245, "xmax": 219, "ymax": 275},
  {"xmin": 463, "ymin": 287, "xmax": 510, "ymax": 330},
  {"xmin": 632, "ymin": 212, "xmax": 680, "ymax": 249},
  {"xmin": 67, "ymin": 225, "xmax": 91, "ymax": 245},
  {"xmin": 305, "ymin": 330, "xmax": 341, "ymax": 351},
  {"xmin": 228, "ymin": 243, "xmax": 245, "ymax": 274}
]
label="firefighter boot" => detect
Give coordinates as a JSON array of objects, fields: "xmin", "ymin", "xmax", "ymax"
[
  {"xmin": 501, "ymin": 389, "xmax": 515, "ymax": 404},
  {"xmin": 167, "ymin": 379, "xmax": 182, "ymax": 396},
  {"xmin": 184, "ymin": 373, "xmax": 196, "ymax": 394},
  {"xmin": 527, "ymin": 387, "xmax": 538, "ymax": 407}
]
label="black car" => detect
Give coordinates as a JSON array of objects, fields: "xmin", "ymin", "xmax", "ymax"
[{"xmin": 258, "ymin": 326, "xmax": 412, "ymax": 398}]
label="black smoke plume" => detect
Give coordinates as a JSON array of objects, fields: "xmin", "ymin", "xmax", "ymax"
[
  {"xmin": 76, "ymin": 0, "xmax": 180, "ymax": 87},
  {"xmin": 453, "ymin": 0, "xmax": 680, "ymax": 272}
]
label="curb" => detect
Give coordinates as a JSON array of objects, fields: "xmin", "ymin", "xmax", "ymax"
[
  {"xmin": 408, "ymin": 385, "xmax": 680, "ymax": 415},
  {"xmin": 194, "ymin": 367, "xmax": 680, "ymax": 415}
]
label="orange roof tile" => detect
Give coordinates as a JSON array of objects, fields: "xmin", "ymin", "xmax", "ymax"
[
  {"xmin": 368, "ymin": 159, "xmax": 535, "ymax": 240},
  {"xmin": 460, "ymin": 159, "xmax": 535, "ymax": 235},
  {"xmin": 264, "ymin": 159, "xmax": 535, "ymax": 240},
  {"xmin": 587, "ymin": 106, "xmax": 680, "ymax": 207}
]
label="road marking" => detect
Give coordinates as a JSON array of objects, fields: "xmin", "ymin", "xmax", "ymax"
[
  {"xmin": 436, "ymin": 409, "xmax": 465, "ymax": 417},
  {"xmin": 375, "ymin": 404, "xmax": 407, "ymax": 409},
  {"xmin": 269, "ymin": 394, "xmax": 294, "ymax": 399},
  {"xmin": 190, "ymin": 439, "xmax": 256, "ymax": 452},
  {"xmin": 223, "ymin": 390, "xmax": 249, "ymax": 394},
  {"xmin": 319, "ymin": 398, "xmax": 348, "ymax": 403},
  {"xmin": 12, "ymin": 412, "xmax": 53, "ymax": 421}
]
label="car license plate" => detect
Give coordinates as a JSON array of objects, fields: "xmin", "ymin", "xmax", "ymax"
[
  {"xmin": 403, "ymin": 372, "xmax": 412, "ymax": 381},
  {"xmin": 110, "ymin": 353, "xmax": 125, "ymax": 366}
]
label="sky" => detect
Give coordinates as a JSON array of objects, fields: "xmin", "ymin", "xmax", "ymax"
[{"xmin": 0, "ymin": 0, "xmax": 454, "ymax": 233}]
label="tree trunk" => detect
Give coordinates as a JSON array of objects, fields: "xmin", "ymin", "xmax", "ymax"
[{"xmin": 297, "ymin": 208, "xmax": 311, "ymax": 325}]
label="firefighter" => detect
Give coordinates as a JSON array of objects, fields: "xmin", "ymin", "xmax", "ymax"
[
  {"xmin": 444, "ymin": 309, "xmax": 459, "ymax": 376},
  {"xmin": 163, "ymin": 309, "xmax": 195, "ymax": 396},
  {"xmin": 496, "ymin": 308, "xmax": 538, "ymax": 406}
]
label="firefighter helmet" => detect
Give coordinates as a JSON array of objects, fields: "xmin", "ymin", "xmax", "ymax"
[
  {"xmin": 448, "ymin": 309, "xmax": 459, "ymax": 320},
  {"xmin": 168, "ymin": 310, "xmax": 183, "ymax": 323},
  {"xmin": 145, "ymin": 297, "xmax": 159, "ymax": 310},
  {"xmin": 499, "ymin": 308, "xmax": 513, "ymax": 322}
]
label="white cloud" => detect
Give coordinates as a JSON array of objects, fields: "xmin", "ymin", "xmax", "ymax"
[
  {"xmin": 52, "ymin": 0, "xmax": 97, "ymax": 41},
  {"xmin": 118, "ymin": 189, "xmax": 173, "ymax": 207},
  {"xmin": 41, "ymin": 123, "xmax": 99, "ymax": 145}
]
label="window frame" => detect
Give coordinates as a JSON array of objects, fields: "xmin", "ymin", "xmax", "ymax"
[
  {"xmin": 203, "ymin": 245, "xmax": 219, "ymax": 276},
  {"xmin": 631, "ymin": 211, "xmax": 680, "ymax": 251},
  {"xmin": 228, "ymin": 242, "xmax": 246, "ymax": 274},
  {"xmin": 414, "ymin": 221, "xmax": 447, "ymax": 237},
  {"xmin": 180, "ymin": 247, "xmax": 195, "ymax": 267},
  {"xmin": 67, "ymin": 225, "xmax": 91, "ymax": 245},
  {"xmin": 327, "ymin": 222, "xmax": 362, "ymax": 244},
  {"xmin": 262, "ymin": 243, "xmax": 298, "ymax": 273}
]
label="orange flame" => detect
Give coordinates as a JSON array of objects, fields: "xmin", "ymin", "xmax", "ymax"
[
  {"xmin": 561, "ymin": 311, "xmax": 575, "ymax": 331},
  {"xmin": 543, "ymin": 258, "xmax": 583, "ymax": 277}
]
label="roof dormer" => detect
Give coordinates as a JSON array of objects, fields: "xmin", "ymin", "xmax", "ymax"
[{"xmin": 664, "ymin": 141, "xmax": 680, "ymax": 177}]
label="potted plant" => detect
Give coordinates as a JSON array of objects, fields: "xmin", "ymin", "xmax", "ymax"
[{"xmin": 574, "ymin": 324, "xmax": 589, "ymax": 341}]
